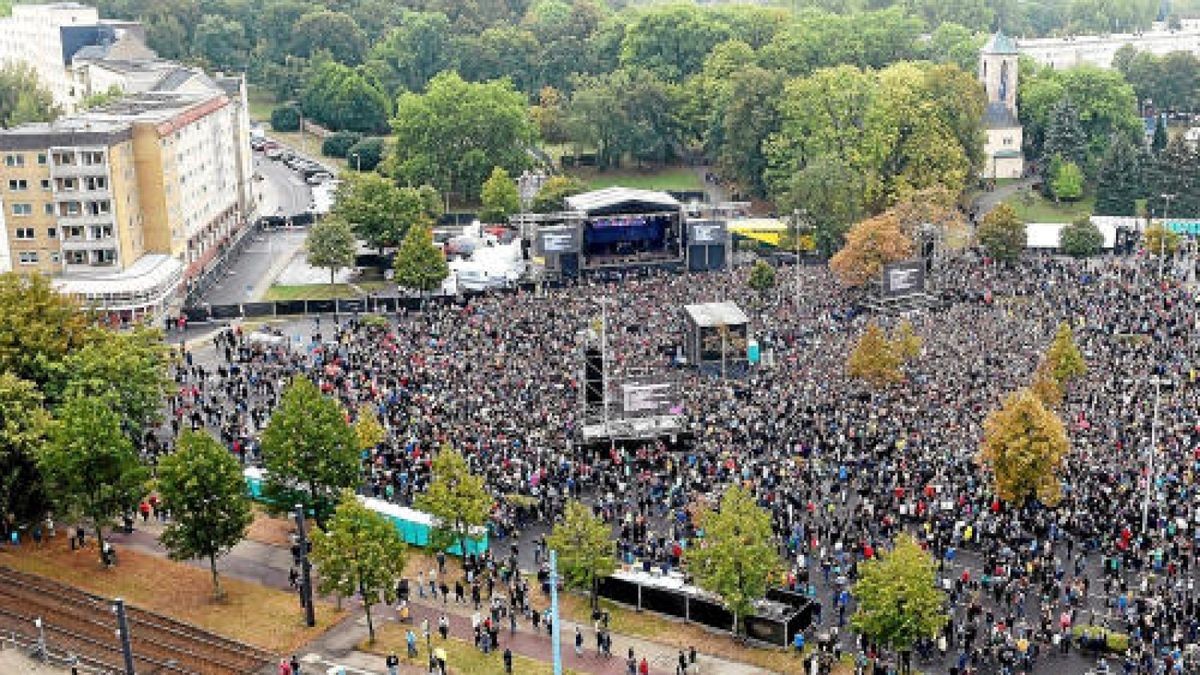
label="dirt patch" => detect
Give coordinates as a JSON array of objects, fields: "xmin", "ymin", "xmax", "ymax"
[
  {"xmin": 246, "ymin": 507, "xmax": 295, "ymax": 548},
  {"xmin": 0, "ymin": 538, "xmax": 345, "ymax": 654}
]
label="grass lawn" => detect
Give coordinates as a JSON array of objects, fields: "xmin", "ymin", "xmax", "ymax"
[
  {"xmin": 360, "ymin": 626, "xmax": 582, "ymax": 675},
  {"xmin": 1004, "ymin": 189, "xmax": 1095, "ymax": 223},
  {"xmin": 570, "ymin": 166, "xmax": 704, "ymax": 192},
  {"xmin": 263, "ymin": 281, "xmax": 393, "ymax": 301},
  {"xmin": 246, "ymin": 84, "xmax": 276, "ymax": 124},
  {"xmin": 0, "ymin": 539, "xmax": 343, "ymax": 653}
]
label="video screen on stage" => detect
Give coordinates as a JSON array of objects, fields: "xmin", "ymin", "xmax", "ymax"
[
  {"xmin": 537, "ymin": 227, "xmax": 580, "ymax": 254},
  {"xmin": 881, "ymin": 261, "xmax": 925, "ymax": 297},
  {"xmin": 688, "ymin": 221, "xmax": 726, "ymax": 245}
]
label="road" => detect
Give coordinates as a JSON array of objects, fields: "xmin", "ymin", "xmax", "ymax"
[{"xmin": 196, "ymin": 153, "xmax": 313, "ymax": 305}]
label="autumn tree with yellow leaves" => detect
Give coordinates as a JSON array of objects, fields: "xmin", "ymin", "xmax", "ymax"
[
  {"xmin": 891, "ymin": 320, "xmax": 922, "ymax": 362},
  {"xmin": 979, "ymin": 388, "xmax": 1070, "ymax": 505},
  {"xmin": 830, "ymin": 213, "xmax": 914, "ymax": 287},
  {"xmin": 847, "ymin": 321, "xmax": 903, "ymax": 387}
]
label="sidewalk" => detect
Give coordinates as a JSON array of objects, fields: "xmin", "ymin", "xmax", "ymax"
[{"xmin": 105, "ymin": 522, "xmax": 769, "ymax": 675}]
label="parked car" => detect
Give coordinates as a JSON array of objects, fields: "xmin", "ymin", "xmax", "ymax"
[
  {"xmin": 264, "ymin": 147, "xmax": 282, "ymax": 160},
  {"xmin": 306, "ymin": 171, "xmax": 332, "ymax": 185}
]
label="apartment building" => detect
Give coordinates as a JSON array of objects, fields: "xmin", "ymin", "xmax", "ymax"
[{"xmin": 0, "ymin": 91, "xmax": 248, "ymax": 320}]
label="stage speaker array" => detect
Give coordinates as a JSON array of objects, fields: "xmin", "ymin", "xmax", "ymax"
[{"xmin": 584, "ymin": 348, "xmax": 604, "ymax": 406}]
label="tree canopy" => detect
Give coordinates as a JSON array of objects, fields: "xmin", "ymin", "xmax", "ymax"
[
  {"xmin": 546, "ymin": 500, "xmax": 616, "ymax": 611},
  {"xmin": 415, "ymin": 447, "xmax": 491, "ymax": 558},
  {"xmin": 979, "ymin": 388, "xmax": 1070, "ymax": 506},
  {"xmin": 847, "ymin": 321, "xmax": 903, "ymax": 388},
  {"xmin": 829, "ymin": 213, "xmax": 914, "ymax": 287},
  {"xmin": 686, "ymin": 485, "xmax": 781, "ymax": 637},
  {"xmin": 977, "ymin": 204, "xmax": 1026, "ymax": 264},
  {"xmin": 157, "ymin": 430, "xmax": 253, "ymax": 598},
  {"xmin": 260, "ymin": 378, "xmax": 360, "ymax": 526},
  {"xmin": 852, "ymin": 534, "xmax": 949, "ymax": 652},
  {"xmin": 305, "ymin": 216, "xmax": 357, "ymax": 286},
  {"xmin": 392, "ymin": 224, "xmax": 449, "ymax": 295}
]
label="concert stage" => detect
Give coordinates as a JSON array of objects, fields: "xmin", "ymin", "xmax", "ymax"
[{"xmin": 524, "ymin": 188, "xmax": 727, "ymax": 278}]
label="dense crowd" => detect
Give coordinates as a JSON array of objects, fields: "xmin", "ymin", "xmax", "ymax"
[{"xmin": 160, "ymin": 249, "xmax": 1200, "ymax": 674}]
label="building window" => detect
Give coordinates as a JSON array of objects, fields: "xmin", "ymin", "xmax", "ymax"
[
  {"xmin": 52, "ymin": 152, "xmax": 75, "ymax": 166},
  {"xmin": 50, "ymin": 252, "xmax": 60, "ymax": 263},
  {"xmin": 39, "ymin": 179, "xmax": 50, "ymax": 190},
  {"xmin": 65, "ymin": 250, "xmax": 86, "ymax": 264},
  {"xmin": 36, "ymin": 153, "xmax": 46, "ymax": 165},
  {"xmin": 89, "ymin": 224, "xmax": 113, "ymax": 239},
  {"xmin": 59, "ymin": 202, "xmax": 81, "ymax": 217},
  {"xmin": 64, "ymin": 226, "xmax": 83, "ymax": 239},
  {"xmin": 84, "ymin": 176, "xmax": 107, "ymax": 190},
  {"xmin": 46, "ymin": 227, "xmax": 56, "ymax": 238},
  {"xmin": 7, "ymin": 179, "xmax": 27, "ymax": 191},
  {"xmin": 18, "ymin": 252, "xmax": 38, "ymax": 265},
  {"xmin": 81, "ymin": 151, "xmax": 105, "ymax": 166},
  {"xmin": 43, "ymin": 204, "xmax": 54, "ymax": 215},
  {"xmin": 11, "ymin": 203, "xmax": 32, "ymax": 216},
  {"xmin": 91, "ymin": 249, "xmax": 116, "ymax": 265},
  {"xmin": 4, "ymin": 154, "xmax": 24, "ymax": 167},
  {"xmin": 14, "ymin": 227, "xmax": 34, "ymax": 239}
]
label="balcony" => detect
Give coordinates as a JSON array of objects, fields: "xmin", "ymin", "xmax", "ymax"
[
  {"xmin": 49, "ymin": 161, "xmax": 109, "ymax": 179},
  {"xmin": 56, "ymin": 212, "xmax": 114, "ymax": 228}
]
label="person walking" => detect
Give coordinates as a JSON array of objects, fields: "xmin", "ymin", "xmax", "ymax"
[
  {"xmin": 503, "ymin": 647, "xmax": 513, "ymax": 673},
  {"xmin": 575, "ymin": 626, "xmax": 584, "ymax": 656},
  {"xmin": 385, "ymin": 652, "xmax": 399, "ymax": 675}
]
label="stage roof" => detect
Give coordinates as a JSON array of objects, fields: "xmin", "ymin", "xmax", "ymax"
[
  {"xmin": 683, "ymin": 301, "xmax": 748, "ymax": 328},
  {"xmin": 566, "ymin": 187, "xmax": 682, "ymax": 216}
]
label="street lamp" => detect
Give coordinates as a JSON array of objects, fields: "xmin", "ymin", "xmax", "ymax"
[
  {"xmin": 351, "ymin": 152, "xmax": 361, "ymax": 173},
  {"xmin": 1159, "ymin": 193, "xmax": 1176, "ymax": 279},
  {"xmin": 33, "ymin": 617, "xmax": 45, "ymax": 661},
  {"xmin": 792, "ymin": 208, "xmax": 806, "ymax": 306}
]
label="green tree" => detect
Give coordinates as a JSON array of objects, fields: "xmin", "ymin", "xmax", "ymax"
[
  {"xmin": 271, "ymin": 105, "xmax": 301, "ymax": 132},
  {"xmin": 0, "ymin": 64, "xmax": 60, "ymax": 127},
  {"xmin": 979, "ymin": 388, "xmax": 1070, "ymax": 505},
  {"xmin": 686, "ymin": 485, "xmax": 781, "ymax": 637},
  {"xmin": 1040, "ymin": 97, "xmax": 1088, "ymax": 182},
  {"xmin": 1045, "ymin": 321, "xmax": 1087, "ymax": 385},
  {"xmin": 1146, "ymin": 138, "xmax": 1200, "ymax": 219},
  {"xmin": 531, "ymin": 175, "xmax": 586, "ymax": 214},
  {"xmin": 977, "ymin": 203, "xmax": 1026, "ymax": 264},
  {"xmin": 38, "ymin": 396, "xmax": 148, "ymax": 564},
  {"xmin": 192, "ymin": 14, "xmax": 248, "ymax": 71},
  {"xmin": 847, "ymin": 321, "xmax": 903, "ymax": 388},
  {"xmin": 1094, "ymin": 133, "xmax": 1142, "ymax": 217},
  {"xmin": 1059, "ymin": 216, "xmax": 1104, "ymax": 257},
  {"xmin": 1049, "ymin": 158, "xmax": 1085, "ymax": 202},
  {"xmin": 333, "ymin": 175, "xmax": 439, "ymax": 251},
  {"xmin": 345, "ymin": 137, "xmax": 385, "ymax": 172},
  {"xmin": 851, "ymin": 534, "xmax": 948, "ymax": 654},
  {"xmin": 546, "ymin": 501, "xmax": 616, "ymax": 611},
  {"xmin": 778, "ymin": 158, "xmax": 866, "ymax": 257},
  {"xmin": 747, "ymin": 260, "xmax": 776, "ymax": 295},
  {"xmin": 311, "ymin": 492, "xmax": 408, "ymax": 643},
  {"xmin": 63, "ymin": 327, "xmax": 170, "ymax": 443},
  {"xmin": 479, "ymin": 167, "xmax": 520, "ymax": 224},
  {"xmin": 0, "ymin": 373, "xmax": 50, "ymax": 537},
  {"xmin": 322, "ymin": 131, "xmax": 363, "ymax": 159},
  {"xmin": 709, "ymin": 66, "xmax": 785, "ymax": 198},
  {"xmin": 157, "ymin": 430, "xmax": 253, "ymax": 598},
  {"xmin": 78, "ymin": 86, "xmax": 125, "ymax": 111},
  {"xmin": 290, "ymin": 10, "xmax": 367, "ymax": 65},
  {"xmin": 416, "ymin": 447, "xmax": 491, "ymax": 558},
  {"xmin": 391, "ymin": 72, "xmax": 536, "ymax": 202},
  {"xmin": 392, "ymin": 223, "xmax": 449, "ymax": 296},
  {"xmin": 618, "ymin": 4, "xmax": 732, "ymax": 81},
  {"xmin": 1020, "ymin": 66, "xmax": 1140, "ymax": 169},
  {"xmin": 300, "ymin": 61, "xmax": 391, "ymax": 133},
  {"xmin": 0, "ymin": 273, "xmax": 89, "ymax": 396},
  {"xmin": 305, "ymin": 216, "xmax": 357, "ymax": 286},
  {"xmin": 365, "ymin": 11, "xmax": 453, "ymax": 94},
  {"xmin": 260, "ymin": 378, "xmax": 359, "ymax": 526}
]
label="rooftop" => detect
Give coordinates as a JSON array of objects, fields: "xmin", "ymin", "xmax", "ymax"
[
  {"xmin": 683, "ymin": 301, "xmax": 749, "ymax": 328},
  {"xmin": 565, "ymin": 187, "xmax": 682, "ymax": 215},
  {"xmin": 983, "ymin": 31, "xmax": 1019, "ymax": 55}
]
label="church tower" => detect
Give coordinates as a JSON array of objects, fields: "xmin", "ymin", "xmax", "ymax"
[{"xmin": 979, "ymin": 32, "xmax": 1025, "ymax": 179}]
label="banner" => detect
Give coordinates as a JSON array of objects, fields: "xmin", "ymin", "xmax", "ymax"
[
  {"xmin": 537, "ymin": 227, "xmax": 580, "ymax": 254},
  {"xmin": 881, "ymin": 261, "xmax": 925, "ymax": 297},
  {"xmin": 689, "ymin": 221, "xmax": 726, "ymax": 245},
  {"xmin": 621, "ymin": 383, "xmax": 674, "ymax": 413}
]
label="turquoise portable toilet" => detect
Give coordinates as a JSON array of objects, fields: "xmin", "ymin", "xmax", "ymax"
[
  {"xmin": 243, "ymin": 467, "xmax": 265, "ymax": 500},
  {"xmin": 747, "ymin": 339, "xmax": 760, "ymax": 365}
]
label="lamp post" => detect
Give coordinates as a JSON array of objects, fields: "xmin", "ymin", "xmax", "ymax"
[
  {"xmin": 351, "ymin": 152, "xmax": 361, "ymax": 173},
  {"xmin": 112, "ymin": 599, "xmax": 135, "ymax": 675},
  {"xmin": 792, "ymin": 208, "xmax": 805, "ymax": 306},
  {"xmin": 33, "ymin": 617, "xmax": 45, "ymax": 661}
]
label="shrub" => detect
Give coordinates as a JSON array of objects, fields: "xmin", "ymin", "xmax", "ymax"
[
  {"xmin": 322, "ymin": 131, "xmax": 363, "ymax": 158},
  {"xmin": 1070, "ymin": 625, "xmax": 1130, "ymax": 653},
  {"xmin": 270, "ymin": 105, "xmax": 301, "ymax": 132},
  {"xmin": 345, "ymin": 137, "xmax": 384, "ymax": 172}
]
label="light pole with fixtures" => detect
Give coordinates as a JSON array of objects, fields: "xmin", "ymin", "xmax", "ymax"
[{"xmin": 351, "ymin": 152, "xmax": 361, "ymax": 173}]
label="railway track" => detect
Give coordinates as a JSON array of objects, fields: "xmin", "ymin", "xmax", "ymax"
[{"xmin": 0, "ymin": 566, "xmax": 276, "ymax": 674}]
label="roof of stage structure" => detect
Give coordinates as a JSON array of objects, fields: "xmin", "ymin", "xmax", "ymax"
[
  {"xmin": 683, "ymin": 301, "xmax": 748, "ymax": 328},
  {"xmin": 566, "ymin": 187, "xmax": 682, "ymax": 216}
]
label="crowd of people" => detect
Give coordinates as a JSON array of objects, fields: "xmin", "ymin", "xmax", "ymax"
[{"xmin": 159, "ymin": 247, "xmax": 1200, "ymax": 674}]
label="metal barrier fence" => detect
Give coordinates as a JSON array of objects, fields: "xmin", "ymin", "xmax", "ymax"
[{"xmin": 182, "ymin": 285, "xmax": 537, "ymax": 324}]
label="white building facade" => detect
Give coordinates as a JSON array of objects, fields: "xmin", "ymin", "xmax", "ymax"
[{"xmin": 1019, "ymin": 20, "xmax": 1200, "ymax": 69}]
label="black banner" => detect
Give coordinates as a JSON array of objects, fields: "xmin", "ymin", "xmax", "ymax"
[
  {"xmin": 275, "ymin": 300, "xmax": 306, "ymax": 315},
  {"xmin": 538, "ymin": 227, "xmax": 580, "ymax": 255},
  {"xmin": 337, "ymin": 298, "xmax": 366, "ymax": 314},
  {"xmin": 688, "ymin": 221, "xmax": 726, "ymax": 245},
  {"xmin": 242, "ymin": 302, "xmax": 275, "ymax": 317},
  {"xmin": 306, "ymin": 299, "xmax": 336, "ymax": 314},
  {"xmin": 209, "ymin": 304, "xmax": 243, "ymax": 320},
  {"xmin": 374, "ymin": 297, "xmax": 398, "ymax": 312}
]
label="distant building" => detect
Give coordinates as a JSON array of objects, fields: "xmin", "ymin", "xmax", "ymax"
[
  {"xmin": 0, "ymin": 3, "xmax": 256, "ymax": 320},
  {"xmin": 1018, "ymin": 20, "xmax": 1200, "ymax": 70},
  {"xmin": 980, "ymin": 32, "xmax": 1025, "ymax": 179},
  {"xmin": 0, "ymin": 91, "xmax": 249, "ymax": 320}
]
